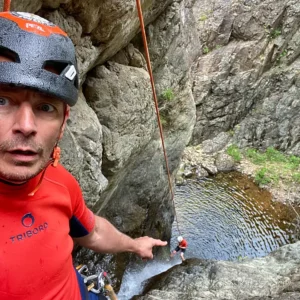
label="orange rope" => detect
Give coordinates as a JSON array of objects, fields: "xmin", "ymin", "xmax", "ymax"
[
  {"xmin": 136, "ymin": 0, "xmax": 181, "ymax": 235},
  {"xmin": 3, "ymin": 0, "xmax": 10, "ymax": 11}
]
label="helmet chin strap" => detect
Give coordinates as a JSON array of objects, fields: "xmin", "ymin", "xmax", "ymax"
[
  {"xmin": 52, "ymin": 144, "xmax": 61, "ymax": 167},
  {"xmin": 52, "ymin": 104, "xmax": 68, "ymax": 168},
  {"xmin": 27, "ymin": 143, "xmax": 62, "ymax": 197}
]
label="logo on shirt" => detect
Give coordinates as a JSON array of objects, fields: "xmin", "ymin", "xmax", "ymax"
[
  {"xmin": 10, "ymin": 213, "xmax": 48, "ymax": 243},
  {"xmin": 21, "ymin": 213, "xmax": 35, "ymax": 227}
]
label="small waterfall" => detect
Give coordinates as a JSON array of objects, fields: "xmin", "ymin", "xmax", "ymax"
[{"xmin": 117, "ymin": 260, "xmax": 180, "ymax": 300}]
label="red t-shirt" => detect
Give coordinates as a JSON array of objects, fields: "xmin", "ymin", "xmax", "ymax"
[
  {"xmin": 0, "ymin": 164, "xmax": 95, "ymax": 300},
  {"xmin": 179, "ymin": 239, "xmax": 187, "ymax": 248}
]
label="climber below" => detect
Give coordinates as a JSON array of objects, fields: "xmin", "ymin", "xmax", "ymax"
[{"xmin": 170, "ymin": 236, "xmax": 188, "ymax": 262}]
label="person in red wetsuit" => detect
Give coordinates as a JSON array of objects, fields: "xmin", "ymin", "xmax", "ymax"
[
  {"xmin": 0, "ymin": 11, "xmax": 167, "ymax": 300},
  {"xmin": 170, "ymin": 236, "xmax": 188, "ymax": 262}
]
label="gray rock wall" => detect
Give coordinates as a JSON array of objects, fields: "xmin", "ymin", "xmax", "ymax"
[{"xmin": 190, "ymin": 0, "xmax": 300, "ymax": 155}]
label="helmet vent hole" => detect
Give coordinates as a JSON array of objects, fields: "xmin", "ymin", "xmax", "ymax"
[
  {"xmin": 0, "ymin": 46, "xmax": 20, "ymax": 63},
  {"xmin": 73, "ymin": 75, "xmax": 79, "ymax": 89},
  {"xmin": 43, "ymin": 61, "xmax": 69, "ymax": 75}
]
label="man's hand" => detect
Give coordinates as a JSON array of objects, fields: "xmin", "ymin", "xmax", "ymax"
[
  {"xmin": 133, "ymin": 236, "xmax": 168, "ymax": 259},
  {"xmin": 74, "ymin": 216, "xmax": 168, "ymax": 258}
]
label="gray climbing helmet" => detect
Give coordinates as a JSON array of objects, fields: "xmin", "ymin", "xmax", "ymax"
[
  {"xmin": 177, "ymin": 236, "xmax": 183, "ymax": 242},
  {"xmin": 0, "ymin": 11, "xmax": 79, "ymax": 106}
]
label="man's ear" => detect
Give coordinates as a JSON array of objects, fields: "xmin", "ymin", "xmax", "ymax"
[{"xmin": 58, "ymin": 105, "xmax": 70, "ymax": 140}]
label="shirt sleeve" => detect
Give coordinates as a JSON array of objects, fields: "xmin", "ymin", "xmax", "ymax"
[{"xmin": 69, "ymin": 179, "xmax": 95, "ymax": 238}]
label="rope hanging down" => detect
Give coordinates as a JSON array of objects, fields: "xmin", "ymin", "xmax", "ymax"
[
  {"xmin": 136, "ymin": 0, "xmax": 181, "ymax": 235},
  {"xmin": 3, "ymin": 0, "xmax": 10, "ymax": 11}
]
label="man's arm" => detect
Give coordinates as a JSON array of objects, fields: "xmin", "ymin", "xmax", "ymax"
[{"xmin": 73, "ymin": 215, "xmax": 167, "ymax": 259}]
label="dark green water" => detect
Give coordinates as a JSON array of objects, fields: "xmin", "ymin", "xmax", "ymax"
[{"xmin": 171, "ymin": 172, "xmax": 298, "ymax": 260}]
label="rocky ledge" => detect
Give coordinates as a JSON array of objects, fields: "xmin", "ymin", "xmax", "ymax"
[{"xmin": 134, "ymin": 241, "xmax": 300, "ymax": 300}]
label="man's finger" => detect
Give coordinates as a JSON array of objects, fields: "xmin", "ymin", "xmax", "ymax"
[{"xmin": 153, "ymin": 240, "xmax": 168, "ymax": 246}]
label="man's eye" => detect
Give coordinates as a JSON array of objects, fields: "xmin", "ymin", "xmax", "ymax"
[
  {"xmin": 0, "ymin": 97, "xmax": 8, "ymax": 105},
  {"xmin": 39, "ymin": 104, "xmax": 55, "ymax": 112}
]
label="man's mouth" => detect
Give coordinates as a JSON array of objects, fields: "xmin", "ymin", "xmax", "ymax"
[
  {"xmin": 9, "ymin": 149, "xmax": 38, "ymax": 155},
  {"xmin": 7, "ymin": 149, "xmax": 39, "ymax": 163}
]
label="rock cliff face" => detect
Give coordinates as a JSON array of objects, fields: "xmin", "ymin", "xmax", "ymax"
[
  {"xmin": 4, "ymin": 0, "xmax": 300, "ymax": 289},
  {"xmin": 190, "ymin": 0, "xmax": 300, "ymax": 155}
]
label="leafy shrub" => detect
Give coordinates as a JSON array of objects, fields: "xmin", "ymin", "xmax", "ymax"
[
  {"xmin": 265, "ymin": 25, "xmax": 281, "ymax": 40},
  {"xmin": 203, "ymin": 46, "xmax": 210, "ymax": 54},
  {"xmin": 255, "ymin": 168, "xmax": 272, "ymax": 185},
  {"xmin": 276, "ymin": 49, "xmax": 288, "ymax": 64},
  {"xmin": 161, "ymin": 88, "xmax": 174, "ymax": 101},
  {"xmin": 226, "ymin": 145, "xmax": 242, "ymax": 162},
  {"xmin": 269, "ymin": 28, "xmax": 281, "ymax": 39}
]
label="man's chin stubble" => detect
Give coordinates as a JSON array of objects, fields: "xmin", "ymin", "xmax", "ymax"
[{"xmin": 0, "ymin": 159, "xmax": 49, "ymax": 183}]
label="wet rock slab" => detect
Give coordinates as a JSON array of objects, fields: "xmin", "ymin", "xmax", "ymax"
[{"xmin": 133, "ymin": 241, "xmax": 300, "ymax": 300}]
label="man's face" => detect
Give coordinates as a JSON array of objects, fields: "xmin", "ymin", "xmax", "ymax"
[{"xmin": 0, "ymin": 85, "xmax": 68, "ymax": 183}]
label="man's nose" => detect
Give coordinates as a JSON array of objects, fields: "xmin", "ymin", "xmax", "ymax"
[{"xmin": 12, "ymin": 103, "xmax": 37, "ymax": 136}]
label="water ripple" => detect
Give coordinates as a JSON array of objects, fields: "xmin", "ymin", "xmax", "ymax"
[{"xmin": 171, "ymin": 174, "xmax": 298, "ymax": 261}]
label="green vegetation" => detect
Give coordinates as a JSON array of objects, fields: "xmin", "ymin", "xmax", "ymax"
[
  {"xmin": 203, "ymin": 46, "xmax": 210, "ymax": 54},
  {"xmin": 254, "ymin": 167, "xmax": 272, "ymax": 185},
  {"xmin": 159, "ymin": 112, "xmax": 168, "ymax": 126},
  {"xmin": 228, "ymin": 129, "xmax": 235, "ymax": 137},
  {"xmin": 245, "ymin": 147, "xmax": 300, "ymax": 168},
  {"xmin": 245, "ymin": 148, "xmax": 266, "ymax": 164},
  {"xmin": 254, "ymin": 167, "xmax": 280, "ymax": 186},
  {"xmin": 292, "ymin": 172, "xmax": 300, "ymax": 183},
  {"xmin": 237, "ymin": 255, "xmax": 248, "ymax": 261},
  {"xmin": 159, "ymin": 88, "xmax": 176, "ymax": 127},
  {"xmin": 247, "ymin": 147, "xmax": 300, "ymax": 185},
  {"xmin": 265, "ymin": 26, "xmax": 282, "ymax": 40},
  {"xmin": 199, "ymin": 14, "xmax": 208, "ymax": 22},
  {"xmin": 226, "ymin": 144, "xmax": 242, "ymax": 162},
  {"xmin": 246, "ymin": 147, "xmax": 287, "ymax": 164},
  {"xmin": 269, "ymin": 28, "xmax": 281, "ymax": 39},
  {"xmin": 276, "ymin": 49, "xmax": 288, "ymax": 64},
  {"xmin": 226, "ymin": 145, "xmax": 300, "ymax": 186},
  {"xmin": 161, "ymin": 88, "xmax": 175, "ymax": 101}
]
